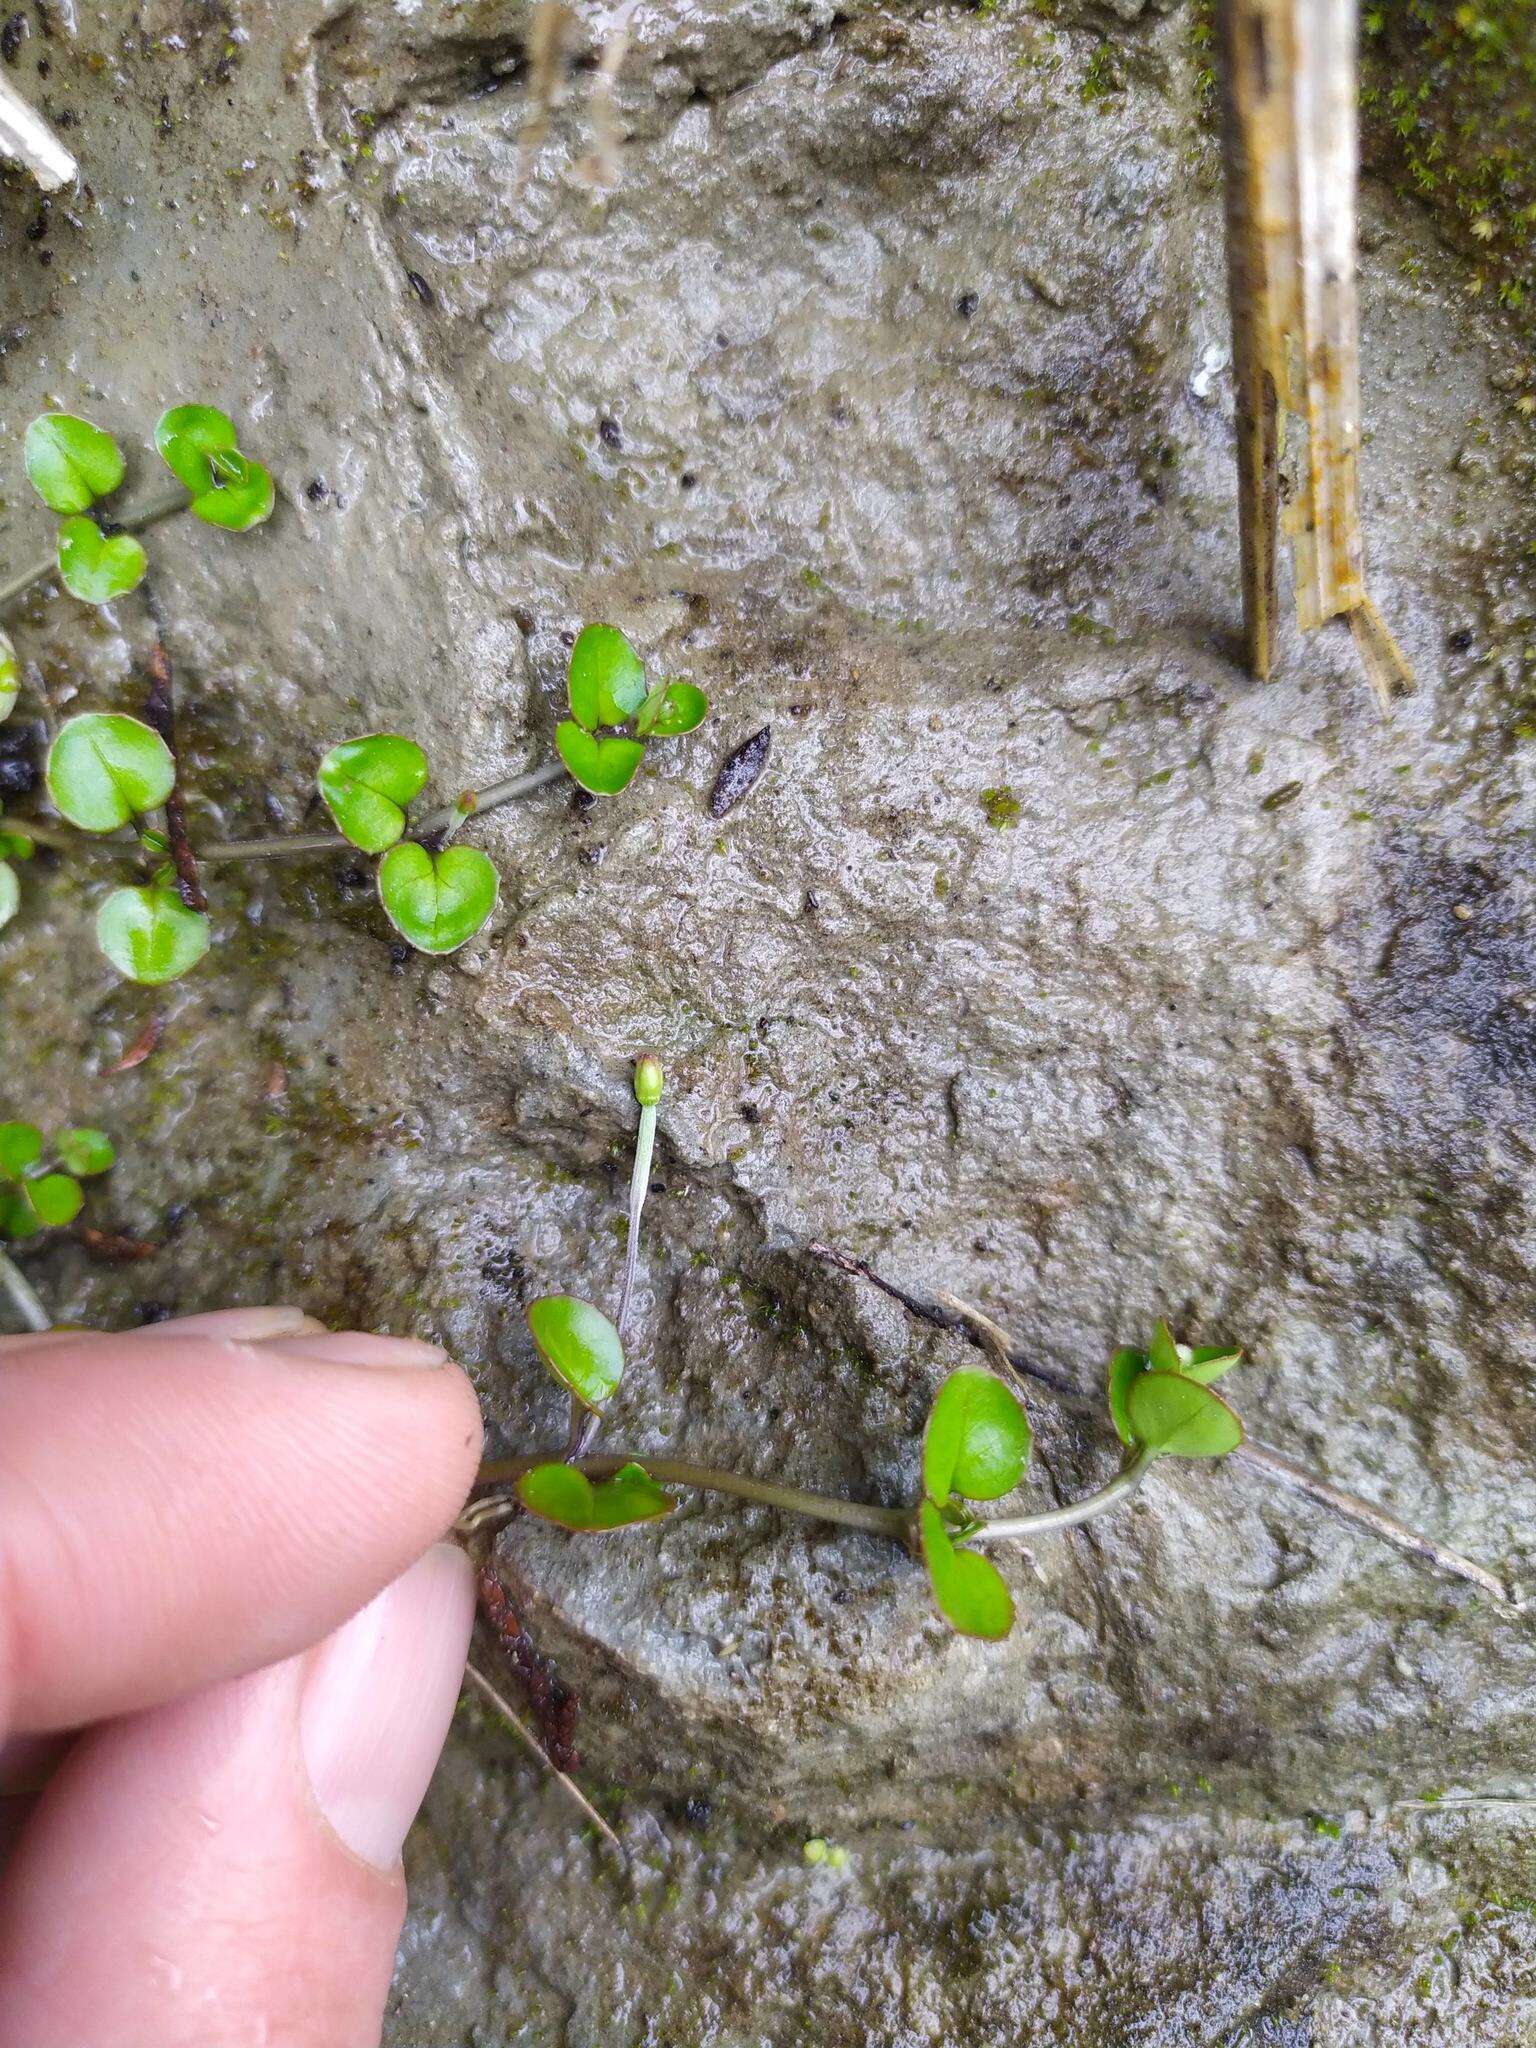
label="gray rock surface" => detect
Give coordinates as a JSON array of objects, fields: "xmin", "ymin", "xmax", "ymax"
[{"xmin": 2, "ymin": 0, "xmax": 1535, "ymax": 2038}]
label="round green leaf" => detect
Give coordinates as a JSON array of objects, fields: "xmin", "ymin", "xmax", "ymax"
[
  {"xmin": 0, "ymin": 1122, "xmax": 43, "ymax": 1177},
  {"xmin": 0, "ymin": 1186, "xmax": 39, "ymax": 1239},
  {"xmin": 1124, "ymin": 1370, "xmax": 1244, "ymax": 1460},
  {"xmin": 645, "ymin": 682, "xmax": 709, "ymax": 737},
  {"xmin": 47, "ymin": 714, "xmax": 175, "ymax": 832},
  {"xmin": 56, "ymin": 1126, "xmax": 114, "ymax": 1177},
  {"xmin": 568, "ymin": 624, "xmax": 646, "ymax": 730},
  {"xmin": 0, "ymin": 630, "xmax": 19, "ymax": 722},
  {"xmin": 919, "ymin": 1501, "xmax": 1014, "ymax": 1640},
  {"xmin": 555, "ymin": 721, "xmax": 645, "ymax": 796},
  {"xmin": 317, "ymin": 734, "xmax": 429, "ymax": 853},
  {"xmin": 516, "ymin": 1460, "xmax": 677, "ymax": 1530},
  {"xmin": 154, "ymin": 404, "xmax": 240, "ymax": 495},
  {"xmin": 0, "ymin": 861, "xmax": 16, "ymax": 932},
  {"xmin": 28, "ymin": 1172, "xmax": 82, "ymax": 1227},
  {"xmin": 190, "ymin": 458, "xmax": 275, "ymax": 532},
  {"xmin": 0, "ymin": 833, "xmax": 33, "ymax": 863},
  {"xmin": 24, "ymin": 413, "xmax": 126, "ymax": 514},
  {"xmin": 526, "ymin": 1294, "xmax": 624, "ymax": 1410},
  {"xmin": 377, "ymin": 841, "xmax": 498, "ymax": 955},
  {"xmin": 1107, "ymin": 1345, "xmax": 1149, "ymax": 1449},
  {"xmin": 922, "ymin": 1368, "xmax": 1032, "ymax": 1503},
  {"xmin": 56, "ymin": 517, "xmax": 148, "ymax": 604},
  {"xmin": 96, "ymin": 884, "xmax": 211, "ymax": 985}
]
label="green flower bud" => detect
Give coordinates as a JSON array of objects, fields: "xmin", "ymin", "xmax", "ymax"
[{"xmin": 634, "ymin": 1052, "xmax": 664, "ymax": 1107}]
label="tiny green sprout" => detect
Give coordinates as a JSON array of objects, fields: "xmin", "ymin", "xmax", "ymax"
[
  {"xmin": 638, "ymin": 681, "xmax": 709, "ymax": 738},
  {"xmin": 0, "ymin": 1119, "xmax": 113, "ymax": 1242},
  {"xmin": 516, "ymin": 1460, "xmax": 677, "ymax": 1530},
  {"xmin": 56, "ymin": 516, "xmax": 148, "ymax": 604},
  {"xmin": 526, "ymin": 1295, "xmax": 625, "ymax": 1410},
  {"xmin": 922, "ymin": 1368, "xmax": 1032, "ymax": 1504},
  {"xmin": 568, "ymin": 624, "xmax": 647, "ymax": 731},
  {"xmin": 47, "ymin": 714, "xmax": 175, "ymax": 832},
  {"xmin": 24, "ymin": 413, "xmax": 126, "ymax": 515},
  {"xmin": 555, "ymin": 722, "xmax": 646, "ymax": 796},
  {"xmin": 0, "ymin": 833, "xmax": 34, "ymax": 862},
  {"xmin": 96, "ymin": 883, "xmax": 211, "ymax": 985},
  {"xmin": 155, "ymin": 404, "xmax": 275, "ymax": 531},
  {"xmin": 0, "ymin": 629, "xmax": 19, "ymax": 722},
  {"xmin": 56, "ymin": 1126, "xmax": 115, "ymax": 1176},
  {"xmin": 802, "ymin": 1837, "xmax": 829, "ymax": 1865},
  {"xmin": 1109, "ymin": 1322, "xmax": 1244, "ymax": 1451},
  {"xmin": 317, "ymin": 734, "xmax": 429, "ymax": 853},
  {"xmin": 377, "ymin": 841, "xmax": 498, "ymax": 955},
  {"xmin": 919, "ymin": 1499, "xmax": 1015, "ymax": 1640}
]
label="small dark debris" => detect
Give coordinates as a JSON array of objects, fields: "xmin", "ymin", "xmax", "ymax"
[
  {"xmin": 480, "ymin": 1242, "xmax": 528, "ymax": 1303},
  {"xmin": 133, "ymin": 1300, "xmax": 174, "ymax": 1325},
  {"xmin": 305, "ymin": 476, "xmax": 329, "ymax": 504},
  {"xmin": 405, "ymin": 268, "xmax": 435, "ymax": 307},
  {"xmin": 162, "ymin": 1202, "xmax": 191, "ymax": 1236},
  {"xmin": 1448, "ymin": 626, "xmax": 1473, "ymax": 654},
  {"xmin": 389, "ymin": 939, "xmax": 411, "ymax": 969},
  {"xmin": 740, "ymin": 1102, "xmax": 760, "ymax": 1124},
  {"xmin": 709, "ymin": 725, "xmax": 771, "ymax": 818},
  {"xmin": 598, "ymin": 415, "xmax": 623, "ymax": 450},
  {"xmin": 76, "ymin": 1226, "xmax": 159, "ymax": 1263},
  {"xmin": 0, "ymin": 721, "xmax": 41, "ymax": 798},
  {"xmin": 683, "ymin": 1796, "xmax": 711, "ymax": 1827},
  {"xmin": 1261, "ymin": 780, "xmax": 1304, "ymax": 814},
  {"xmin": 955, "ymin": 289, "xmax": 978, "ymax": 317},
  {"xmin": 338, "ymin": 864, "xmax": 368, "ymax": 891},
  {"xmin": 680, "ymin": 469, "xmax": 697, "ymax": 488},
  {"xmin": 1, "ymin": 14, "xmax": 27, "ymax": 63},
  {"xmin": 24, "ymin": 207, "xmax": 46, "ymax": 241}
]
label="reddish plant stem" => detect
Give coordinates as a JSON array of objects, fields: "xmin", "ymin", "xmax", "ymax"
[
  {"xmin": 474, "ymin": 1559, "xmax": 581, "ymax": 1773},
  {"xmin": 142, "ymin": 640, "xmax": 207, "ymax": 913}
]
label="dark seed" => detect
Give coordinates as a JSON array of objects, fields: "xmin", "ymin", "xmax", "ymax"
[
  {"xmin": 709, "ymin": 725, "xmax": 771, "ymax": 818},
  {"xmin": 956, "ymin": 290, "xmax": 978, "ymax": 317},
  {"xmin": 598, "ymin": 415, "xmax": 622, "ymax": 450},
  {"xmin": 405, "ymin": 269, "xmax": 435, "ymax": 307},
  {"xmin": 1, "ymin": 14, "xmax": 27, "ymax": 63}
]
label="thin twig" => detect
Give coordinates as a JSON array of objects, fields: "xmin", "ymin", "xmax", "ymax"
[
  {"xmin": 461, "ymin": 1660, "xmax": 624, "ymax": 1855},
  {"xmin": 0, "ymin": 1247, "xmax": 50, "ymax": 1333},
  {"xmin": 807, "ymin": 1243, "xmax": 1518, "ymax": 1607},
  {"xmin": 0, "ymin": 488, "xmax": 188, "ymax": 613},
  {"xmin": 141, "ymin": 636, "xmax": 207, "ymax": 912}
]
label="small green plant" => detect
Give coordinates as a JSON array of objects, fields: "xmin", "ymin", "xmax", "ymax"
[
  {"xmin": 472, "ymin": 1059, "xmax": 1249, "ymax": 1644},
  {"xmin": 0, "ymin": 1119, "xmax": 115, "ymax": 1332},
  {"xmin": 0, "ymin": 444, "xmax": 710, "ymax": 982},
  {"xmin": 556, "ymin": 623, "xmax": 708, "ymax": 795}
]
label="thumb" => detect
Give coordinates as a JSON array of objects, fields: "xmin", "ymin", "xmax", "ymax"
[{"xmin": 0, "ymin": 1544, "xmax": 475, "ymax": 2048}]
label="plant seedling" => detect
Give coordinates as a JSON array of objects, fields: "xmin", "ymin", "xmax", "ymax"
[
  {"xmin": 516, "ymin": 1460, "xmax": 676, "ymax": 1530},
  {"xmin": 1108, "ymin": 1320, "xmax": 1243, "ymax": 1451},
  {"xmin": 0, "ymin": 1119, "xmax": 114, "ymax": 1240},
  {"xmin": 46, "ymin": 713, "xmax": 175, "ymax": 832},
  {"xmin": 377, "ymin": 841, "xmax": 498, "ymax": 954},
  {"xmin": 917, "ymin": 1367, "xmax": 1031, "ymax": 1637},
  {"xmin": 56, "ymin": 516, "xmax": 148, "ymax": 603},
  {"xmin": 155, "ymin": 404, "xmax": 275, "ymax": 530},
  {"xmin": 526, "ymin": 1295, "xmax": 625, "ymax": 1411},
  {"xmin": 24, "ymin": 413, "xmax": 126, "ymax": 515},
  {"xmin": 318, "ymin": 734, "xmax": 430, "ymax": 853},
  {"xmin": 556, "ymin": 623, "xmax": 710, "ymax": 796},
  {"xmin": 96, "ymin": 883, "xmax": 211, "ymax": 985}
]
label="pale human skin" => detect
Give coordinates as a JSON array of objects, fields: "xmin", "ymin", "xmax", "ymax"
[{"xmin": 0, "ymin": 1306, "xmax": 484, "ymax": 2048}]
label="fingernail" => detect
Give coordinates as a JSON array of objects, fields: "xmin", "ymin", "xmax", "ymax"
[
  {"xmin": 274, "ymin": 1333, "xmax": 448, "ymax": 1370},
  {"xmin": 299, "ymin": 1544, "xmax": 475, "ymax": 1869},
  {"xmin": 126, "ymin": 1306, "xmax": 316, "ymax": 1341}
]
